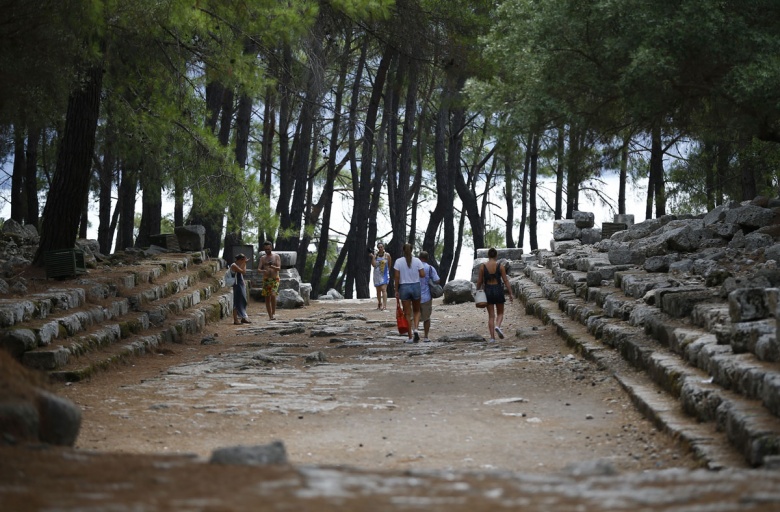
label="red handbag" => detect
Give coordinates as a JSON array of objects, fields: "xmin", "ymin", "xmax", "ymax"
[{"xmin": 396, "ymin": 300, "xmax": 409, "ymax": 335}]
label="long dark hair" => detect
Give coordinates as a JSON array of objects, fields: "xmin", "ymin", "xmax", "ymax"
[{"xmin": 403, "ymin": 242, "xmax": 413, "ymax": 266}]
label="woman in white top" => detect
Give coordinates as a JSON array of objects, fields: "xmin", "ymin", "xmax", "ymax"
[{"xmin": 394, "ymin": 242, "xmax": 425, "ymax": 343}]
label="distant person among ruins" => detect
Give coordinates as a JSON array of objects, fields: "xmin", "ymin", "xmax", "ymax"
[
  {"xmin": 369, "ymin": 242, "xmax": 392, "ymax": 310},
  {"xmin": 394, "ymin": 242, "xmax": 425, "ymax": 343},
  {"xmin": 476, "ymin": 247, "xmax": 514, "ymax": 342},
  {"xmin": 230, "ymin": 253, "xmax": 251, "ymax": 325},
  {"xmin": 417, "ymin": 251, "xmax": 439, "ymax": 343},
  {"xmin": 258, "ymin": 241, "xmax": 281, "ymax": 320}
]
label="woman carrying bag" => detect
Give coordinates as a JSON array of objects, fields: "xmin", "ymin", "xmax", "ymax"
[
  {"xmin": 476, "ymin": 248, "xmax": 514, "ymax": 342},
  {"xmin": 394, "ymin": 242, "xmax": 425, "ymax": 343}
]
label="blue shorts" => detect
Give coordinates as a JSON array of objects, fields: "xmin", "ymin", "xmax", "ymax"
[{"xmin": 398, "ymin": 282, "xmax": 421, "ymax": 301}]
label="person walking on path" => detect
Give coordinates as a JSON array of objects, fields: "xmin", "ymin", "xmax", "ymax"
[
  {"xmin": 370, "ymin": 242, "xmax": 392, "ymax": 310},
  {"xmin": 258, "ymin": 241, "xmax": 281, "ymax": 320},
  {"xmin": 230, "ymin": 254, "xmax": 251, "ymax": 325},
  {"xmin": 417, "ymin": 251, "xmax": 439, "ymax": 343},
  {"xmin": 394, "ymin": 243, "xmax": 425, "ymax": 343},
  {"xmin": 476, "ymin": 247, "xmax": 514, "ymax": 342}
]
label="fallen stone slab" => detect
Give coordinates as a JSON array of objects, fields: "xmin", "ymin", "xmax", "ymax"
[
  {"xmin": 436, "ymin": 333, "xmax": 486, "ymax": 343},
  {"xmin": 310, "ymin": 326, "xmax": 349, "ymax": 337}
]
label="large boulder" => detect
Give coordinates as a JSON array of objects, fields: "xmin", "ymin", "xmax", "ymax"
[
  {"xmin": 0, "ymin": 351, "xmax": 81, "ymax": 446},
  {"xmin": 277, "ymin": 288, "xmax": 305, "ymax": 309},
  {"xmin": 443, "ymin": 279, "xmax": 475, "ymax": 304}
]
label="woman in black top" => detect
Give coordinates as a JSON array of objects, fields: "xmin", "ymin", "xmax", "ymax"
[{"xmin": 476, "ymin": 248, "xmax": 514, "ymax": 342}]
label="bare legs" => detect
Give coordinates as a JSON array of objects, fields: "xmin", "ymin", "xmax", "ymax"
[
  {"xmin": 486, "ymin": 304, "xmax": 496, "ymax": 341},
  {"xmin": 401, "ymin": 298, "xmax": 421, "ymax": 341},
  {"xmin": 495, "ymin": 303, "xmax": 505, "ymax": 331},
  {"xmin": 265, "ymin": 294, "xmax": 277, "ymax": 320},
  {"xmin": 376, "ymin": 284, "xmax": 388, "ymax": 310}
]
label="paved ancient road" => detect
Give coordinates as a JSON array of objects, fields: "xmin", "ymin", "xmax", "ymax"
[
  {"xmin": 4, "ymin": 298, "xmax": 780, "ymax": 511},
  {"xmin": 57, "ymin": 298, "xmax": 698, "ymax": 473}
]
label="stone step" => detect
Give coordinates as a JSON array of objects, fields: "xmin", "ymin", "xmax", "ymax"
[
  {"xmin": 516, "ymin": 271, "xmax": 780, "ymax": 467},
  {"xmin": 514, "ymin": 280, "xmax": 748, "ymax": 469},
  {"xmin": 0, "ymin": 251, "xmax": 211, "ymax": 329},
  {"xmin": 48, "ymin": 291, "xmax": 232, "ymax": 382},
  {"xmin": 20, "ymin": 279, "xmax": 224, "ymax": 372},
  {"xmin": 1, "ymin": 257, "xmax": 222, "ymax": 361}
]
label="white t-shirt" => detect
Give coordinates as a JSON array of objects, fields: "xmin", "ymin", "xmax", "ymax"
[{"xmin": 394, "ymin": 256, "xmax": 424, "ymax": 284}]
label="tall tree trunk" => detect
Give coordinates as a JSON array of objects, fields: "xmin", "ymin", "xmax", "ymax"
[
  {"xmin": 173, "ymin": 172, "xmax": 184, "ymax": 228},
  {"xmin": 189, "ymin": 81, "xmax": 231, "ymax": 257},
  {"xmin": 555, "ymin": 125, "xmax": 565, "ymax": 220},
  {"xmin": 259, "ymin": 83, "xmax": 276, "ymax": 244},
  {"xmin": 222, "ymin": 79, "xmax": 254, "ymax": 260},
  {"xmin": 326, "ymin": 225, "xmax": 351, "ymax": 293},
  {"xmin": 98, "ymin": 120, "xmax": 116, "ymax": 254},
  {"xmin": 346, "ymin": 43, "xmax": 391, "ymax": 299},
  {"xmin": 618, "ymin": 135, "xmax": 629, "ymax": 215},
  {"xmin": 311, "ymin": 30, "xmax": 353, "ymax": 298},
  {"xmin": 78, "ymin": 195, "xmax": 88, "ymax": 239},
  {"xmin": 504, "ymin": 155, "xmax": 515, "ymax": 249},
  {"xmin": 647, "ymin": 123, "xmax": 664, "ymax": 219},
  {"xmin": 566, "ymin": 127, "xmax": 581, "ymax": 219},
  {"xmin": 114, "ymin": 164, "xmax": 138, "ymax": 252},
  {"xmin": 518, "ymin": 133, "xmax": 530, "ymax": 249},
  {"xmin": 704, "ymin": 141, "xmax": 716, "ymax": 210},
  {"xmin": 451, "ymin": 77, "xmax": 483, "ymax": 263},
  {"xmin": 24, "ymin": 126, "xmax": 40, "ymax": 228},
  {"xmin": 35, "ymin": 64, "xmax": 103, "ymax": 263},
  {"xmin": 529, "ymin": 131, "xmax": 539, "ymax": 251},
  {"xmin": 135, "ymin": 163, "xmax": 162, "ymax": 248},
  {"xmin": 423, "ymin": 74, "xmax": 454, "ymax": 277},
  {"xmin": 274, "ymin": 44, "xmax": 294, "ymax": 245},
  {"xmin": 449, "ymin": 206, "xmax": 466, "ymax": 282},
  {"xmin": 280, "ymin": 24, "xmax": 325, "ymax": 253}
]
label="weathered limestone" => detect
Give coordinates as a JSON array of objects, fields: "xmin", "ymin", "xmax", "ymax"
[{"xmin": 507, "ymin": 199, "xmax": 780, "ymax": 468}]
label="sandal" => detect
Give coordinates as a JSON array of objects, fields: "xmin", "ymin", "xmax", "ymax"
[
  {"xmin": 241, "ymin": 318, "xmax": 252, "ymax": 324},
  {"xmin": 233, "ymin": 321, "xmax": 241, "ymax": 325}
]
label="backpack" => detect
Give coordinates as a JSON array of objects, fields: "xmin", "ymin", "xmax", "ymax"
[{"xmin": 224, "ymin": 268, "xmax": 236, "ymax": 287}]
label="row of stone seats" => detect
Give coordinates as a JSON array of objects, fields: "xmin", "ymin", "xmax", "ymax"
[
  {"xmin": 512, "ymin": 204, "xmax": 780, "ymax": 468},
  {"xmin": 0, "ymin": 251, "xmax": 233, "ymax": 381}
]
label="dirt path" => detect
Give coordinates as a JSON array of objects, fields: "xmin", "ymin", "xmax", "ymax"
[{"xmin": 55, "ymin": 297, "xmax": 699, "ymax": 474}]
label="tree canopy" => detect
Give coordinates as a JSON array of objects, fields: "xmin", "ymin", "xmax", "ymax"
[{"xmin": 3, "ymin": 0, "xmax": 780, "ymax": 297}]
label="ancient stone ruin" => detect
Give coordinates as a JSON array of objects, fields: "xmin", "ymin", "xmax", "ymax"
[{"xmin": 503, "ymin": 198, "xmax": 780, "ymax": 468}]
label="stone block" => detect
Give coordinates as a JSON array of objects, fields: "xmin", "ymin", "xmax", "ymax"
[
  {"xmin": 729, "ymin": 288, "xmax": 772, "ymax": 323},
  {"xmin": 275, "ymin": 251, "xmax": 297, "ymax": 268},
  {"xmin": 299, "ymin": 283, "xmax": 311, "ymax": 306},
  {"xmin": 22, "ymin": 346, "xmax": 70, "ymax": 370},
  {"xmin": 475, "ymin": 248, "xmax": 523, "ymax": 260},
  {"xmin": 580, "ymin": 228, "xmax": 602, "ymax": 245},
  {"xmin": 550, "ymin": 239, "xmax": 582, "ymax": 255},
  {"xmin": 731, "ymin": 319, "xmax": 775, "ymax": 354},
  {"xmin": 553, "ymin": 219, "xmax": 580, "ymax": 241},
  {"xmin": 0, "ymin": 329, "xmax": 37, "ymax": 358},
  {"xmin": 659, "ymin": 289, "xmax": 716, "ymax": 318},
  {"xmin": 644, "ymin": 254, "xmax": 679, "ymax": 273},
  {"xmin": 573, "ymin": 210, "xmax": 595, "ymax": 229},
  {"xmin": 175, "ymin": 225, "xmax": 205, "ymax": 251}
]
